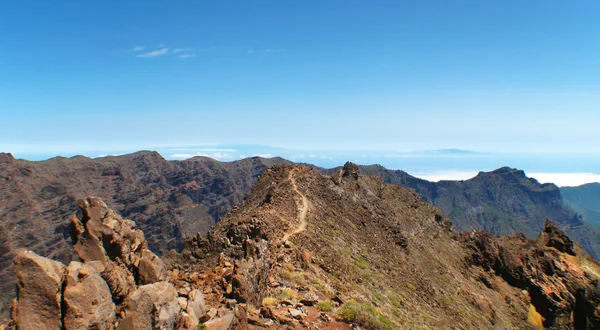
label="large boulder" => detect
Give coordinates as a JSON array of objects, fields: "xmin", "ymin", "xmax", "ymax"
[
  {"xmin": 117, "ymin": 282, "xmax": 181, "ymax": 330},
  {"xmin": 71, "ymin": 197, "xmax": 167, "ymax": 285},
  {"xmin": 63, "ymin": 261, "xmax": 116, "ymax": 330},
  {"xmin": 12, "ymin": 250, "xmax": 66, "ymax": 330}
]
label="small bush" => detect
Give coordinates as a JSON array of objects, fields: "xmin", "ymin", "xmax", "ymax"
[
  {"xmin": 406, "ymin": 283, "xmax": 416, "ymax": 291},
  {"xmin": 197, "ymin": 324, "xmax": 207, "ymax": 330},
  {"xmin": 317, "ymin": 300, "xmax": 334, "ymax": 311},
  {"xmin": 337, "ymin": 300, "xmax": 396, "ymax": 330}
]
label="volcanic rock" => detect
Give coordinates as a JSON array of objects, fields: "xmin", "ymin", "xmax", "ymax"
[
  {"xmin": 63, "ymin": 261, "xmax": 116, "ymax": 330},
  {"xmin": 12, "ymin": 250, "xmax": 66, "ymax": 330}
]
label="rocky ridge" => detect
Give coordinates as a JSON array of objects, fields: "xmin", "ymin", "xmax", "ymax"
[
  {"xmin": 2, "ymin": 159, "xmax": 600, "ymax": 329},
  {"xmin": 166, "ymin": 163, "xmax": 600, "ymax": 329}
]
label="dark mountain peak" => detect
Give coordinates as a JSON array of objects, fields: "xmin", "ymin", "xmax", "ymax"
[
  {"xmin": 486, "ymin": 166, "xmax": 526, "ymax": 178},
  {"xmin": 342, "ymin": 161, "xmax": 360, "ymax": 179}
]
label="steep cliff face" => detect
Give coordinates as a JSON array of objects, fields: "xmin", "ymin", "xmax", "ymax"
[
  {"xmin": 0, "ymin": 151, "xmax": 289, "ymax": 312},
  {"xmin": 355, "ymin": 165, "xmax": 600, "ymax": 260}
]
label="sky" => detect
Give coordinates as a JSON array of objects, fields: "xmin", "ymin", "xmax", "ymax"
[{"xmin": 1, "ymin": 1, "xmax": 599, "ymax": 185}]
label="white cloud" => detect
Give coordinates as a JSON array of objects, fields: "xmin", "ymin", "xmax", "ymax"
[
  {"xmin": 412, "ymin": 170, "xmax": 480, "ymax": 182},
  {"xmin": 172, "ymin": 48, "xmax": 191, "ymax": 53},
  {"xmin": 137, "ymin": 48, "xmax": 169, "ymax": 58},
  {"xmin": 528, "ymin": 172, "xmax": 600, "ymax": 187},
  {"xmin": 133, "ymin": 46, "xmax": 145, "ymax": 51},
  {"xmin": 177, "ymin": 53, "xmax": 196, "ymax": 59},
  {"xmin": 253, "ymin": 153, "xmax": 273, "ymax": 158}
]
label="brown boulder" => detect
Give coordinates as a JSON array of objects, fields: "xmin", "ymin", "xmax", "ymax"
[
  {"xmin": 63, "ymin": 261, "xmax": 116, "ymax": 330},
  {"xmin": 117, "ymin": 282, "xmax": 181, "ymax": 330},
  {"xmin": 203, "ymin": 313, "xmax": 235, "ymax": 330},
  {"xmin": 137, "ymin": 248, "xmax": 167, "ymax": 284},
  {"xmin": 12, "ymin": 250, "xmax": 66, "ymax": 330}
]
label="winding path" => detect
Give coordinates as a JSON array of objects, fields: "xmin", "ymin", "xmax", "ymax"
[{"xmin": 282, "ymin": 170, "xmax": 308, "ymax": 241}]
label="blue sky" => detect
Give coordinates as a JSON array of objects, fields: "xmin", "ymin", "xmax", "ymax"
[{"xmin": 1, "ymin": 1, "xmax": 599, "ymax": 184}]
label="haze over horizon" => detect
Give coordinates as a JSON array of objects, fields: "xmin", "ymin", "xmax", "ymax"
[{"xmin": 2, "ymin": 1, "xmax": 599, "ymax": 186}]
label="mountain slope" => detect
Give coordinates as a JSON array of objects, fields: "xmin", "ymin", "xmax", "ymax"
[
  {"xmin": 171, "ymin": 163, "xmax": 600, "ymax": 329},
  {"xmin": 0, "ymin": 151, "xmax": 290, "ymax": 311},
  {"xmin": 350, "ymin": 165, "xmax": 600, "ymax": 260},
  {"xmin": 562, "ymin": 182, "xmax": 600, "ymax": 229}
]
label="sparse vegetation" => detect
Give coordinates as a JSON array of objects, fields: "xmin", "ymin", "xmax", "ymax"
[
  {"xmin": 337, "ymin": 300, "xmax": 396, "ymax": 330},
  {"xmin": 354, "ymin": 257, "xmax": 370, "ymax": 270},
  {"xmin": 317, "ymin": 300, "xmax": 333, "ymax": 311},
  {"xmin": 261, "ymin": 297, "xmax": 277, "ymax": 307},
  {"xmin": 197, "ymin": 324, "xmax": 207, "ymax": 330}
]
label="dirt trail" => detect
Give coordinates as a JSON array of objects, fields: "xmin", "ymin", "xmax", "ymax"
[{"xmin": 282, "ymin": 170, "xmax": 308, "ymax": 241}]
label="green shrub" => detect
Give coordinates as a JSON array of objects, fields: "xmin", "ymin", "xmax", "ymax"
[
  {"xmin": 317, "ymin": 300, "xmax": 334, "ymax": 311},
  {"xmin": 337, "ymin": 300, "xmax": 396, "ymax": 330},
  {"xmin": 197, "ymin": 324, "xmax": 207, "ymax": 330}
]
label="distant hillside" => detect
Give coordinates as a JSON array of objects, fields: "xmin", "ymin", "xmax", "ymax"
[
  {"xmin": 328, "ymin": 164, "xmax": 600, "ymax": 260},
  {"xmin": 0, "ymin": 151, "xmax": 290, "ymax": 310},
  {"xmin": 562, "ymin": 182, "xmax": 600, "ymax": 228}
]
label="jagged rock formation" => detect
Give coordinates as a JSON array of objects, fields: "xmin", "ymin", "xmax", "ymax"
[
  {"xmin": 0, "ymin": 151, "xmax": 289, "ymax": 310},
  {"xmin": 6, "ymin": 198, "xmax": 232, "ymax": 330},
  {"xmin": 462, "ymin": 219, "xmax": 600, "ymax": 329},
  {"xmin": 353, "ymin": 165, "xmax": 600, "ymax": 260}
]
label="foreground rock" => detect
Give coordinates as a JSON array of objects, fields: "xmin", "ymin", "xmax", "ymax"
[
  {"xmin": 8, "ymin": 198, "xmax": 233, "ymax": 330},
  {"xmin": 63, "ymin": 261, "xmax": 116, "ymax": 329},
  {"xmin": 12, "ymin": 250, "xmax": 66, "ymax": 329}
]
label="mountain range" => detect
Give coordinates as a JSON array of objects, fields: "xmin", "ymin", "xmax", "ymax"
[
  {"xmin": 4, "ymin": 163, "xmax": 600, "ymax": 329},
  {"xmin": 1, "ymin": 151, "xmax": 599, "ymax": 322}
]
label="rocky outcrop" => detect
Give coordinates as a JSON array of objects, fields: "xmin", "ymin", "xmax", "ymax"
[
  {"xmin": 538, "ymin": 219, "xmax": 577, "ymax": 256},
  {"xmin": 71, "ymin": 197, "xmax": 167, "ymax": 286},
  {"xmin": 463, "ymin": 224, "xmax": 600, "ymax": 329},
  {"xmin": 9, "ymin": 198, "xmax": 232, "ymax": 330},
  {"xmin": 12, "ymin": 250, "xmax": 66, "ymax": 330}
]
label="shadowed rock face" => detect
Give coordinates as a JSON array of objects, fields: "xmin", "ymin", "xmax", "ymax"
[
  {"xmin": 0, "ymin": 151, "xmax": 290, "ymax": 309},
  {"xmin": 462, "ymin": 220, "xmax": 600, "ymax": 329}
]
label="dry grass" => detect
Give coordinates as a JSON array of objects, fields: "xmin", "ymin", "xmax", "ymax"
[
  {"xmin": 262, "ymin": 297, "xmax": 278, "ymax": 307},
  {"xmin": 527, "ymin": 304, "xmax": 544, "ymax": 329}
]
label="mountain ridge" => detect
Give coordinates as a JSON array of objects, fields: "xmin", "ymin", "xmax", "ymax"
[{"xmin": 5, "ymin": 163, "xmax": 600, "ymax": 329}]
